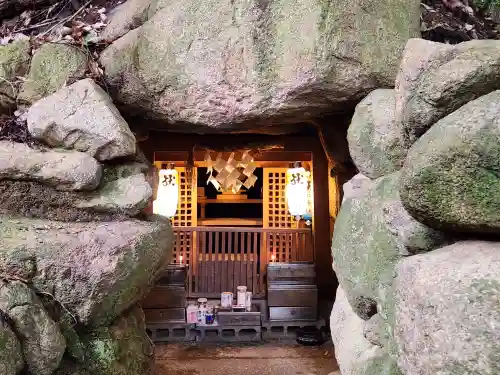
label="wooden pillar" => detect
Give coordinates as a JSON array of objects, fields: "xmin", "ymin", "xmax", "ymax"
[{"xmin": 312, "ymin": 143, "xmax": 335, "ymax": 300}]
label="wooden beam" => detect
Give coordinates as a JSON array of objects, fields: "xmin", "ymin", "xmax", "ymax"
[
  {"xmin": 142, "ymin": 133, "xmax": 320, "ymax": 154},
  {"xmin": 312, "ymin": 137, "xmax": 336, "ymax": 300},
  {"xmin": 153, "ymin": 151, "xmax": 312, "ymax": 164}
]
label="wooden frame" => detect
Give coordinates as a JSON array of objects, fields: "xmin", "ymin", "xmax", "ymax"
[
  {"xmin": 173, "ymin": 227, "xmax": 313, "ymax": 298},
  {"xmin": 142, "ymin": 133, "xmax": 335, "ymax": 298}
]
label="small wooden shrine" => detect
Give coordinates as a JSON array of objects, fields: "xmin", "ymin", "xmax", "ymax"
[{"xmin": 139, "ymin": 133, "xmax": 340, "ymax": 342}]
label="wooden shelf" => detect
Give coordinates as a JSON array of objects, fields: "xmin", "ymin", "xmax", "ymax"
[
  {"xmin": 198, "ymin": 218, "xmax": 263, "ymax": 226},
  {"xmin": 198, "ymin": 198, "xmax": 263, "ymax": 204}
]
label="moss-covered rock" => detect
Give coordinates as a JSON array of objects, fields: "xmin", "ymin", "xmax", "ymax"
[
  {"xmin": 400, "ymin": 90, "xmax": 500, "ymax": 234},
  {"xmin": 332, "ymin": 172, "xmax": 448, "ymax": 319},
  {"xmin": 0, "ymin": 39, "xmax": 31, "ymax": 113},
  {"xmin": 0, "ymin": 163, "xmax": 151, "ymax": 221},
  {"xmin": 394, "ymin": 241, "xmax": 500, "ymax": 375},
  {"xmin": 0, "ymin": 281, "xmax": 66, "ymax": 375},
  {"xmin": 0, "ymin": 215, "xmax": 173, "ymax": 328},
  {"xmin": 99, "ymin": 0, "xmax": 420, "ymax": 132},
  {"xmin": 348, "ymin": 89, "xmax": 406, "ymax": 179},
  {"xmin": 330, "ymin": 287, "xmax": 402, "ymax": 375},
  {"xmin": 81, "ymin": 306, "xmax": 153, "ymax": 375},
  {"xmin": 18, "ymin": 43, "xmax": 88, "ymax": 104},
  {"xmin": 0, "ymin": 318, "xmax": 24, "ymax": 375},
  {"xmin": 399, "ymin": 39, "xmax": 500, "ymax": 145}
]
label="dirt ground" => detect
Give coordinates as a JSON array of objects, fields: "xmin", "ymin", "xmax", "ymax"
[{"xmin": 155, "ymin": 341, "xmax": 340, "ymax": 375}]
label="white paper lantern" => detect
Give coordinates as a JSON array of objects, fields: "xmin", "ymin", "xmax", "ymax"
[
  {"xmin": 285, "ymin": 166, "xmax": 309, "ymax": 218},
  {"xmin": 153, "ymin": 168, "xmax": 179, "ymax": 218}
]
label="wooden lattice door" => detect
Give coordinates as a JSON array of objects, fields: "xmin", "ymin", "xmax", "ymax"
[
  {"xmin": 263, "ymin": 168, "xmax": 298, "ymax": 264},
  {"xmin": 170, "ymin": 167, "xmax": 197, "ymax": 266}
]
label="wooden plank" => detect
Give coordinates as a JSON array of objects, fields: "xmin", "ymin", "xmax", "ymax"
[
  {"xmin": 202, "ymin": 232, "xmax": 208, "ymax": 293},
  {"xmin": 192, "ymin": 231, "xmax": 199, "ymax": 295},
  {"xmin": 218, "ymin": 231, "xmax": 226, "ymax": 294},
  {"xmin": 252, "ymin": 232, "xmax": 258, "ymax": 295},
  {"xmin": 198, "ymin": 198, "xmax": 263, "ymax": 204},
  {"xmin": 208, "ymin": 232, "xmax": 214, "ymax": 293},
  {"xmin": 246, "ymin": 232, "xmax": 251, "ymax": 292},
  {"xmin": 295, "ymin": 232, "xmax": 300, "ymax": 262},
  {"xmin": 198, "ymin": 218, "xmax": 263, "ymax": 226},
  {"xmin": 181, "ymin": 230, "xmax": 187, "ymax": 265},
  {"xmin": 155, "ymin": 149, "xmax": 312, "ymax": 163},
  {"xmin": 228, "ymin": 251, "xmax": 234, "ymax": 294},
  {"xmin": 174, "ymin": 227, "xmax": 311, "ymax": 234},
  {"xmin": 260, "ymin": 232, "xmax": 267, "ymax": 295},
  {"xmin": 188, "ymin": 233, "xmax": 193, "ymax": 295},
  {"xmin": 238, "ymin": 232, "xmax": 245, "ymax": 291},
  {"xmin": 225, "ymin": 231, "xmax": 232, "ymax": 293}
]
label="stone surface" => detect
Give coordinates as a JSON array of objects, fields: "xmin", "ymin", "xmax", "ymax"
[
  {"xmin": 394, "ymin": 240, "xmax": 500, "ymax": 375},
  {"xmin": 363, "ymin": 313, "xmax": 386, "ymax": 348},
  {"xmin": 0, "ymin": 281, "xmax": 66, "ymax": 375},
  {"xmin": 18, "ymin": 43, "xmax": 88, "ymax": 104},
  {"xmin": 0, "ymin": 163, "xmax": 152, "ymax": 221},
  {"xmin": 101, "ymin": 0, "xmax": 151, "ymax": 42},
  {"xmin": 0, "ymin": 215, "xmax": 173, "ymax": 328},
  {"xmin": 100, "ymin": 0, "xmax": 420, "ymax": 132},
  {"xmin": 399, "ymin": 39, "xmax": 500, "ymax": 145},
  {"xmin": 348, "ymin": 89, "xmax": 405, "ymax": 179},
  {"xmin": 0, "ymin": 141, "xmax": 102, "ymax": 191},
  {"xmin": 0, "ymin": 319, "xmax": 24, "ymax": 375},
  {"xmin": 341, "ymin": 173, "xmax": 374, "ymax": 203},
  {"xmin": 393, "ymin": 38, "xmax": 450, "ymax": 137},
  {"xmin": 400, "ymin": 90, "xmax": 500, "ymax": 234},
  {"xmin": 26, "ymin": 78, "xmax": 136, "ymax": 161},
  {"xmin": 0, "ymin": 39, "xmax": 31, "ymax": 114},
  {"xmin": 75, "ymin": 172, "xmax": 152, "ymax": 215},
  {"xmin": 82, "ymin": 306, "xmax": 154, "ymax": 375},
  {"xmin": 332, "ymin": 172, "xmax": 448, "ymax": 319},
  {"xmin": 330, "ymin": 287, "xmax": 401, "ymax": 375}
]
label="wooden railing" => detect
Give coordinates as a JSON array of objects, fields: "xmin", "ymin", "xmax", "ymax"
[{"xmin": 172, "ymin": 227, "xmax": 313, "ymax": 298}]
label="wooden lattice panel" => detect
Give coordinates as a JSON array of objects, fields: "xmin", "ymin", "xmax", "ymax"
[
  {"xmin": 263, "ymin": 168, "xmax": 296, "ymax": 229},
  {"xmin": 171, "ymin": 167, "xmax": 197, "ymax": 265},
  {"xmin": 153, "ymin": 164, "xmax": 197, "ymax": 265},
  {"xmin": 263, "ymin": 168, "xmax": 297, "ymax": 263},
  {"xmin": 171, "ymin": 167, "xmax": 197, "ymax": 227}
]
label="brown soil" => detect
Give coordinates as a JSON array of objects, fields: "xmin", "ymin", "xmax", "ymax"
[{"xmin": 155, "ymin": 342, "xmax": 339, "ymax": 375}]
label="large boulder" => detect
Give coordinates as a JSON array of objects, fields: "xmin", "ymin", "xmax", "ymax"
[
  {"xmin": 0, "ymin": 164, "xmax": 152, "ymax": 221},
  {"xmin": 0, "ymin": 141, "xmax": 102, "ymax": 191},
  {"xmin": 81, "ymin": 306, "xmax": 154, "ymax": 375},
  {"xmin": 398, "ymin": 39, "xmax": 500, "ymax": 145},
  {"xmin": 347, "ymin": 89, "xmax": 405, "ymax": 179},
  {"xmin": 393, "ymin": 38, "xmax": 450, "ymax": 135},
  {"xmin": 101, "ymin": 0, "xmax": 151, "ymax": 42},
  {"xmin": 341, "ymin": 173, "xmax": 374, "ymax": 203},
  {"xmin": 0, "ymin": 39, "xmax": 31, "ymax": 114},
  {"xmin": 330, "ymin": 287, "xmax": 401, "ymax": 375},
  {"xmin": 0, "ymin": 281, "xmax": 66, "ymax": 375},
  {"xmin": 18, "ymin": 43, "xmax": 88, "ymax": 104},
  {"xmin": 0, "ymin": 318, "xmax": 24, "ymax": 375},
  {"xmin": 394, "ymin": 240, "xmax": 500, "ymax": 375},
  {"xmin": 26, "ymin": 79, "xmax": 136, "ymax": 161},
  {"xmin": 332, "ymin": 172, "xmax": 448, "ymax": 319},
  {"xmin": 99, "ymin": 0, "xmax": 420, "ymax": 132},
  {"xmin": 400, "ymin": 90, "xmax": 500, "ymax": 234},
  {"xmin": 0, "ymin": 215, "xmax": 174, "ymax": 328},
  {"xmin": 75, "ymin": 172, "xmax": 152, "ymax": 215}
]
